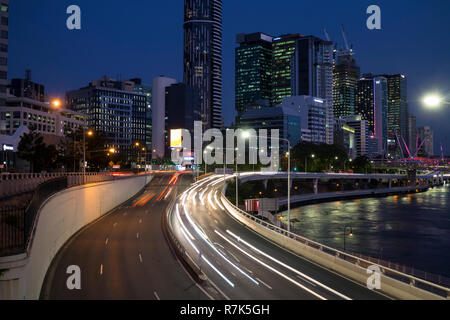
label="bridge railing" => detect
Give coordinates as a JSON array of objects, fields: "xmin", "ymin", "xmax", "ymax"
[
  {"xmin": 0, "ymin": 172, "xmax": 115, "ymax": 199},
  {"xmin": 220, "ymin": 192, "xmax": 450, "ymax": 299}
]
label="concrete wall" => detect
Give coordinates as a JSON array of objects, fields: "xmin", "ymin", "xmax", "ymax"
[{"xmin": 0, "ymin": 175, "xmax": 153, "ymax": 300}]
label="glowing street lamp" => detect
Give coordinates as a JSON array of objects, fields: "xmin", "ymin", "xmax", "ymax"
[
  {"xmin": 422, "ymin": 94, "xmax": 449, "ymax": 109},
  {"xmin": 52, "ymin": 99, "xmax": 62, "ymax": 108}
]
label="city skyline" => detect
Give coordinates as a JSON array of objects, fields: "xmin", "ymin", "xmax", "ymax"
[{"xmin": 7, "ymin": 0, "xmax": 450, "ymax": 154}]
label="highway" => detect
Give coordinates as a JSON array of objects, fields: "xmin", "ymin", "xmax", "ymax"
[
  {"xmin": 41, "ymin": 173, "xmax": 218, "ymax": 300},
  {"xmin": 169, "ymin": 174, "xmax": 389, "ymax": 300}
]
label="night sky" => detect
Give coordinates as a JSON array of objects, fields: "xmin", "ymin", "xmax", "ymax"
[{"xmin": 8, "ymin": 0, "xmax": 450, "ymax": 154}]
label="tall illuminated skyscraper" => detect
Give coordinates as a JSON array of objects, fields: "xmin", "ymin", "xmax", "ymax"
[
  {"xmin": 183, "ymin": 0, "xmax": 223, "ymax": 129},
  {"xmin": 271, "ymin": 34, "xmax": 302, "ymax": 106},
  {"xmin": 235, "ymin": 32, "xmax": 273, "ymax": 115},
  {"xmin": 333, "ymin": 53, "xmax": 360, "ymax": 118}
]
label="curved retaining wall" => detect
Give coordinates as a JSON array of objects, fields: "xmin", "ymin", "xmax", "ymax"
[{"xmin": 0, "ymin": 175, "xmax": 153, "ymax": 300}]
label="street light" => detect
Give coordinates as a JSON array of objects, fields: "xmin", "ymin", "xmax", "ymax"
[
  {"xmin": 52, "ymin": 99, "xmax": 62, "ymax": 108},
  {"xmin": 242, "ymin": 131, "xmax": 292, "ymax": 233},
  {"xmin": 422, "ymin": 94, "xmax": 450, "ymax": 109},
  {"xmin": 344, "ymin": 225, "xmax": 353, "ymax": 252}
]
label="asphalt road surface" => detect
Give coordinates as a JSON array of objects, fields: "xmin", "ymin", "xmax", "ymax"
[
  {"xmin": 41, "ymin": 173, "xmax": 218, "ymax": 300},
  {"xmin": 169, "ymin": 174, "xmax": 389, "ymax": 300}
]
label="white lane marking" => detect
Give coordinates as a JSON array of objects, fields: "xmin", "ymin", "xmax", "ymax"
[
  {"xmin": 297, "ymin": 275, "xmax": 317, "ymax": 287},
  {"xmin": 215, "ymin": 230, "xmax": 326, "ymax": 300},
  {"xmin": 256, "ymin": 278, "xmax": 273, "ymax": 290},
  {"xmin": 225, "ymin": 230, "xmax": 351, "ymax": 300},
  {"xmin": 214, "ymin": 219, "xmax": 219, "ymax": 224},
  {"xmin": 99, "ymin": 264, "xmax": 103, "ymax": 275},
  {"xmin": 105, "ymin": 238, "xmax": 109, "ymax": 245},
  {"xmin": 136, "ymin": 233, "xmax": 140, "ymax": 239},
  {"xmin": 139, "ymin": 254, "xmax": 143, "ymax": 263},
  {"xmin": 154, "ymin": 291, "xmax": 160, "ymax": 300},
  {"xmin": 181, "ymin": 206, "xmax": 258, "ymax": 286}
]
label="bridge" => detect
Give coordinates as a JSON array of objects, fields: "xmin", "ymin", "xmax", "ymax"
[{"xmin": 166, "ymin": 173, "xmax": 450, "ymax": 300}]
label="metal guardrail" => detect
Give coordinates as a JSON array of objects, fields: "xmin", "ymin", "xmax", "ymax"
[
  {"xmin": 220, "ymin": 192, "xmax": 450, "ymax": 299},
  {"xmin": 0, "ymin": 173, "xmax": 133, "ymax": 257},
  {"xmin": 0, "ymin": 177, "xmax": 67, "ymax": 257}
]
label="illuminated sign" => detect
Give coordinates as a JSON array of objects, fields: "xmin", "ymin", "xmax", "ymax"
[
  {"xmin": 2, "ymin": 144, "xmax": 13, "ymax": 151},
  {"xmin": 170, "ymin": 129, "xmax": 183, "ymax": 148},
  {"xmin": 314, "ymin": 99, "xmax": 324, "ymax": 104}
]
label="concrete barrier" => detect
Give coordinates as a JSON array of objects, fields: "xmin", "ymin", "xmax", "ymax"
[{"xmin": 0, "ymin": 175, "xmax": 153, "ymax": 300}]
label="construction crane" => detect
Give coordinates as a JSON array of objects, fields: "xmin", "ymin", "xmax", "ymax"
[
  {"xmin": 324, "ymin": 28, "xmax": 331, "ymax": 41},
  {"xmin": 340, "ymin": 24, "xmax": 353, "ymax": 56}
]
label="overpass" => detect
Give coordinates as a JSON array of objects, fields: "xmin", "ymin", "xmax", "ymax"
[{"xmin": 167, "ymin": 174, "xmax": 450, "ymax": 300}]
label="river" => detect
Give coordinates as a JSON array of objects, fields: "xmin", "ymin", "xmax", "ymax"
[{"xmin": 280, "ymin": 184, "xmax": 450, "ymax": 278}]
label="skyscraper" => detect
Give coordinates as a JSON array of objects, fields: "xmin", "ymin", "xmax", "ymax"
[
  {"xmin": 151, "ymin": 76, "xmax": 176, "ymax": 159},
  {"xmin": 292, "ymin": 35, "xmax": 334, "ymax": 144},
  {"xmin": 333, "ymin": 53, "xmax": 360, "ymax": 118},
  {"xmin": 380, "ymin": 74, "xmax": 408, "ymax": 141},
  {"xmin": 235, "ymin": 32, "xmax": 273, "ymax": 115},
  {"xmin": 0, "ymin": 0, "xmax": 8, "ymax": 106},
  {"xmin": 417, "ymin": 126, "xmax": 434, "ymax": 157},
  {"xmin": 355, "ymin": 74, "xmax": 388, "ymax": 155},
  {"xmin": 183, "ymin": 0, "xmax": 223, "ymax": 129},
  {"xmin": 131, "ymin": 78, "xmax": 153, "ymax": 152},
  {"xmin": 271, "ymin": 34, "xmax": 302, "ymax": 106}
]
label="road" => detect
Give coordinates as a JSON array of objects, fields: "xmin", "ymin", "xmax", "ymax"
[
  {"xmin": 169, "ymin": 174, "xmax": 389, "ymax": 300},
  {"xmin": 41, "ymin": 173, "xmax": 217, "ymax": 300}
]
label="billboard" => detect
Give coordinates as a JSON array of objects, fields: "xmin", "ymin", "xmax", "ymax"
[{"xmin": 170, "ymin": 129, "xmax": 183, "ymax": 148}]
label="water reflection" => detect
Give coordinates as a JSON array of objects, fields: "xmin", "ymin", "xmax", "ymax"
[{"xmin": 280, "ymin": 185, "xmax": 450, "ymax": 277}]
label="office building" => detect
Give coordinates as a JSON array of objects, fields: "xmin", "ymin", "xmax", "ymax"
[
  {"xmin": 0, "ymin": 0, "xmax": 8, "ymax": 106},
  {"xmin": 271, "ymin": 34, "xmax": 302, "ymax": 106},
  {"xmin": 165, "ymin": 83, "xmax": 201, "ymax": 155},
  {"xmin": 238, "ymin": 105, "xmax": 302, "ymax": 153},
  {"xmin": 278, "ymin": 96, "xmax": 327, "ymax": 144},
  {"xmin": 381, "ymin": 74, "xmax": 408, "ymax": 141},
  {"xmin": 235, "ymin": 32, "xmax": 273, "ymax": 115},
  {"xmin": 0, "ymin": 96, "xmax": 85, "ymax": 137},
  {"xmin": 9, "ymin": 70, "xmax": 45, "ymax": 102},
  {"xmin": 131, "ymin": 78, "xmax": 153, "ymax": 152},
  {"xmin": 291, "ymin": 36, "xmax": 334, "ymax": 144},
  {"xmin": 151, "ymin": 76, "xmax": 176, "ymax": 159},
  {"xmin": 333, "ymin": 53, "xmax": 360, "ymax": 118},
  {"xmin": 417, "ymin": 126, "xmax": 434, "ymax": 157},
  {"xmin": 344, "ymin": 115, "xmax": 369, "ymax": 158},
  {"xmin": 183, "ymin": 0, "xmax": 223, "ymax": 129},
  {"xmin": 355, "ymin": 74, "xmax": 388, "ymax": 155},
  {"xmin": 66, "ymin": 77, "xmax": 147, "ymax": 161},
  {"xmin": 334, "ymin": 118, "xmax": 356, "ymax": 159}
]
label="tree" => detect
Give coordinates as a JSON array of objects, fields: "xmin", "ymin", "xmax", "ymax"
[
  {"xmin": 290, "ymin": 142, "xmax": 349, "ymax": 173},
  {"xmin": 350, "ymin": 156, "xmax": 372, "ymax": 173},
  {"xmin": 17, "ymin": 130, "xmax": 59, "ymax": 172}
]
